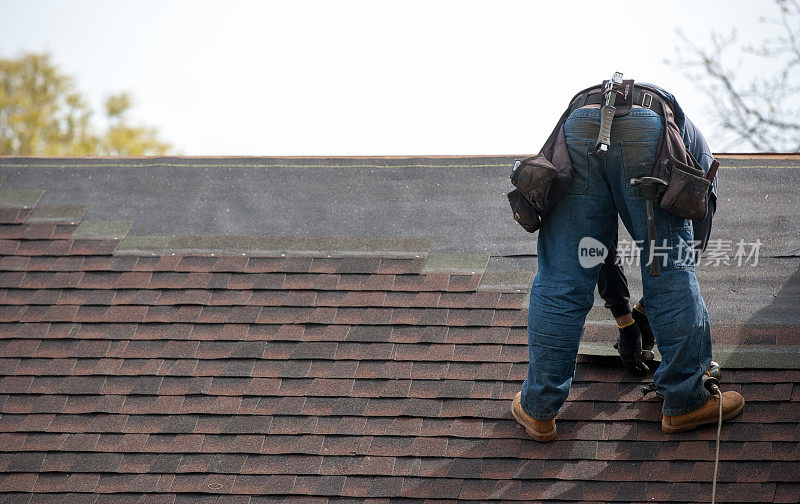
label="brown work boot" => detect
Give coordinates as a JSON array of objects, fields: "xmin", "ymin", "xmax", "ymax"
[
  {"xmin": 662, "ymin": 391, "xmax": 745, "ymax": 434},
  {"xmin": 511, "ymin": 391, "xmax": 556, "ymax": 442}
]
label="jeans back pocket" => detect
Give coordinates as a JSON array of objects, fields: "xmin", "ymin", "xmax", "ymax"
[
  {"xmin": 622, "ymin": 141, "xmax": 659, "ymax": 198},
  {"xmin": 565, "ymin": 140, "xmax": 591, "ymax": 195}
]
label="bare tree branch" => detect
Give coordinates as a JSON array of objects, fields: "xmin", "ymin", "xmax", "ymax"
[{"xmin": 667, "ymin": 0, "xmax": 800, "ymax": 152}]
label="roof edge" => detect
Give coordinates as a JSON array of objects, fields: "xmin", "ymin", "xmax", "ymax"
[{"xmin": 1, "ymin": 153, "xmax": 798, "ymax": 160}]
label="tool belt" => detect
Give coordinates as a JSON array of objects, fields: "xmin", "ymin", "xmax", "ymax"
[{"xmin": 508, "ymin": 81, "xmax": 717, "ymax": 233}]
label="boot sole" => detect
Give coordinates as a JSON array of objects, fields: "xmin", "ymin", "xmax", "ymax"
[
  {"xmin": 511, "ymin": 405, "xmax": 557, "ymax": 442},
  {"xmin": 661, "ymin": 399, "xmax": 745, "ymax": 434}
]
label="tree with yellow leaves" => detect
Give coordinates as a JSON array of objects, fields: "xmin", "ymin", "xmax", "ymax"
[{"xmin": 0, "ymin": 53, "xmax": 172, "ymax": 156}]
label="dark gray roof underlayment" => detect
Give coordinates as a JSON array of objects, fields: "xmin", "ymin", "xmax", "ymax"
[
  {"xmin": 1, "ymin": 156, "xmax": 798, "ymax": 369},
  {"xmin": 0, "ymin": 156, "xmax": 799, "ymax": 504}
]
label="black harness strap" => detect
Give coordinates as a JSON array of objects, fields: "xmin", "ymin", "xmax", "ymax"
[{"xmin": 569, "ymin": 89, "xmax": 665, "ymax": 117}]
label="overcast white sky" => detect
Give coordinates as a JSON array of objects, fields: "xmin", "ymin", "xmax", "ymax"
[{"xmin": 0, "ymin": 0, "xmax": 784, "ymax": 155}]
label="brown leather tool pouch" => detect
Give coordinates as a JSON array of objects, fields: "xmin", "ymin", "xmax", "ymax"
[
  {"xmin": 507, "ymin": 189, "xmax": 541, "ymax": 233},
  {"xmin": 507, "ymin": 144, "xmax": 574, "ymax": 233},
  {"xmin": 657, "ymin": 157, "xmax": 711, "ymax": 221},
  {"xmin": 510, "ymin": 154, "xmax": 560, "ymax": 213}
]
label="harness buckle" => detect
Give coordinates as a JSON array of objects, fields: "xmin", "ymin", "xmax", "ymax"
[{"xmin": 642, "ymin": 92, "xmax": 653, "ymax": 109}]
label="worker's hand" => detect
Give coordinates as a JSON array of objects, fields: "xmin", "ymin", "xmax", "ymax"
[
  {"xmin": 615, "ymin": 322, "xmax": 650, "ymax": 375},
  {"xmin": 632, "ymin": 306, "xmax": 656, "ymax": 361}
]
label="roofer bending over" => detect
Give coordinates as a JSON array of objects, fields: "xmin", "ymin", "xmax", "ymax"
[{"xmin": 506, "ymin": 75, "xmax": 743, "ymax": 441}]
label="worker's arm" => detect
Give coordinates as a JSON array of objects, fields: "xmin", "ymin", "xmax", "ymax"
[{"xmin": 682, "ymin": 114, "xmax": 718, "ymax": 204}]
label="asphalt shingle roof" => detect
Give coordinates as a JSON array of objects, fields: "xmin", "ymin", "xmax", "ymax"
[{"xmin": 0, "ymin": 156, "xmax": 799, "ymax": 503}]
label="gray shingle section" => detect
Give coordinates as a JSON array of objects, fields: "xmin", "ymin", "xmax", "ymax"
[
  {"xmin": 26, "ymin": 204, "xmax": 88, "ymax": 224},
  {"xmin": 477, "ymin": 270, "xmax": 535, "ymax": 309},
  {"xmin": 422, "ymin": 254, "xmax": 489, "ymax": 274},
  {"xmin": 580, "ymin": 256, "xmax": 800, "ymax": 326},
  {"xmin": 0, "ymin": 157, "xmax": 797, "ymax": 256},
  {"xmin": 73, "ymin": 220, "xmax": 133, "ymax": 240},
  {"xmin": 0, "ymin": 189, "xmax": 44, "ymax": 208},
  {"xmin": 579, "ymin": 342, "xmax": 800, "ymax": 369},
  {"xmin": 580, "ymin": 342, "xmax": 654, "ymax": 359},
  {"xmin": 115, "ymin": 235, "xmax": 171, "ymax": 255},
  {"xmin": 711, "ymin": 345, "xmax": 800, "ymax": 368},
  {"xmin": 163, "ymin": 235, "xmax": 432, "ymax": 257},
  {"xmin": 477, "ymin": 270, "xmax": 534, "ymax": 292}
]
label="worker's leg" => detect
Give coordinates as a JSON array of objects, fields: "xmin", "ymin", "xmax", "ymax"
[
  {"xmin": 520, "ymin": 108, "xmax": 618, "ymax": 419},
  {"xmin": 607, "ymin": 108, "xmax": 712, "ymax": 415},
  {"xmin": 634, "ymin": 196, "xmax": 716, "ymax": 353}
]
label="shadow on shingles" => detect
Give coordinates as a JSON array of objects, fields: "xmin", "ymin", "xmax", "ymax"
[{"xmin": 746, "ymin": 260, "xmax": 800, "ymax": 326}]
